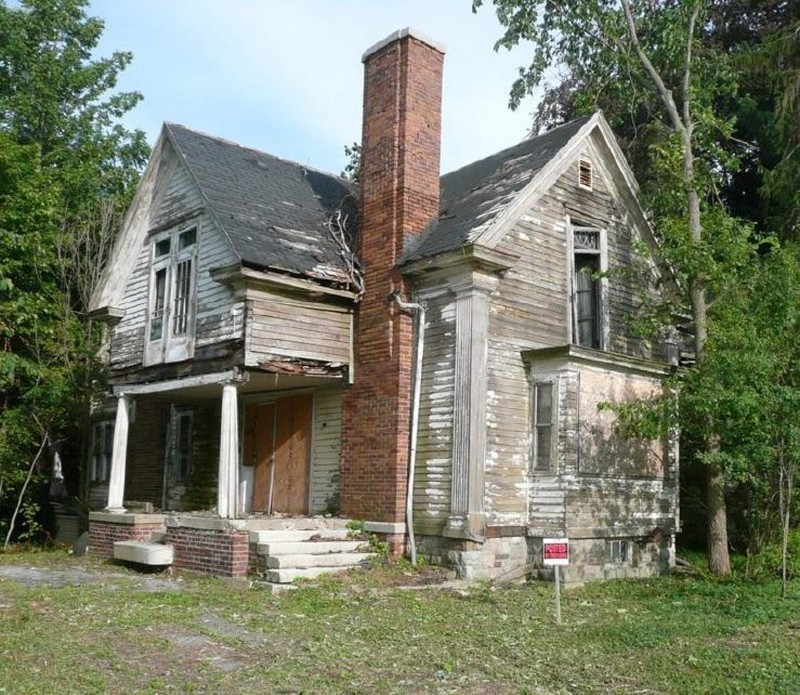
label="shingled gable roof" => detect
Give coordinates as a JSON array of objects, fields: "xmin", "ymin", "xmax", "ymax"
[
  {"xmin": 404, "ymin": 115, "xmax": 593, "ymax": 262},
  {"xmin": 164, "ymin": 123, "xmax": 356, "ymax": 285}
]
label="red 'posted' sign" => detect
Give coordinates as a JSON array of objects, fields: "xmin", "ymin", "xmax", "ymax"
[{"xmin": 542, "ymin": 538, "xmax": 569, "ymax": 566}]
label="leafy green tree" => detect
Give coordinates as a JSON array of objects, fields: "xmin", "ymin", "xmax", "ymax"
[
  {"xmin": 474, "ymin": 0, "xmax": 774, "ymax": 573},
  {"xmin": 0, "ymin": 0, "xmax": 148, "ymax": 541}
]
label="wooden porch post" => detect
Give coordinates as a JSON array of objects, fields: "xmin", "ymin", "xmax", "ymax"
[
  {"xmin": 217, "ymin": 382, "xmax": 240, "ymax": 518},
  {"xmin": 106, "ymin": 394, "xmax": 130, "ymax": 513}
]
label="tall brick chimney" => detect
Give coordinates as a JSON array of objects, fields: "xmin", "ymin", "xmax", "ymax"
[{"xmin": 340, "ymin": 29, "xmax": 445, "ymax": 528}]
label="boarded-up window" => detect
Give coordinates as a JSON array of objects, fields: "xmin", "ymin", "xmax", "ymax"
[{"xmin": 533, "ymin": 381, "xmax": 556, "ymax": 472}]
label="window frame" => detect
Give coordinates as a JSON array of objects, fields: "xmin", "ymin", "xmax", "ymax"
[
  {"xmin": 568, "ymin": 218, "xmax": 608, "ymax": 350},
  {"xmin": 145, "ymin": 225, "xmax": 199, "ymax": 365},
  {"xmin": 532, "ymin": 379, "xmax": 558, "ymax": 474},
  {"xmin": 90, "ymin": 420, "xmax": 114, "ymax": 484},
  {"xmin": 166, "ymin": 406, "xmax": 194, "ymax": 486}
]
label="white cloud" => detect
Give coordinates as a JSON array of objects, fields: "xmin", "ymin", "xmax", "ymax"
[{"xmin": 90, "ymin": 0, "xmax": 538, "ymax": 173}]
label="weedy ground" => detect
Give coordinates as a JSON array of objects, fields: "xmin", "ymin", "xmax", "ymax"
[{"xmin": 0, "ymin": 549, "xmax": 798, "ymax": 694}]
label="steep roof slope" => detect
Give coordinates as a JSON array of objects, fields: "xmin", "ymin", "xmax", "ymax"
[
  {"xmin": 405, "ymin": 116, "xmax": 592, "ymax": 262},
  {"xmin": 165, "ymin": 123, "xmax": 356, "ymax": 284}
]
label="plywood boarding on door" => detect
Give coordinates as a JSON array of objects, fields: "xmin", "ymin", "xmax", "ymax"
[
  {"xmin": 272, "ymin": 393, "xmax": 312, "ymax": 514},
  {"xmin": 243, "ymin": 403, "xmax": 276, "ymax": 513}
]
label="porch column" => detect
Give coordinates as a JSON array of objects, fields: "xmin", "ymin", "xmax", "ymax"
[
  {"xmin": 217, "ymin": 382, "xmax": 240, "ymax": 519},
  {"xmin": 106, "ymin": 394, "xmax": 131, "ymax": 513}
]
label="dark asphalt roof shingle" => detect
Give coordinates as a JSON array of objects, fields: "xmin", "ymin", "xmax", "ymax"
[
  {"xmin": 164, "ymin": 116, "xmax": 591, "ymax": 280},
  {"xmin": 165, "ymin": 123, "xmax": 356, "ymax": 284},
  {"xmin": 405, "ymin": 115, "xmax": 592, "ymax": 262}
]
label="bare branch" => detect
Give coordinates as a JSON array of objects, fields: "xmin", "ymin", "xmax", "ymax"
[
  {"xmin": 682, "ymin": 2, "xmax": 701, "ymax": 134},
  {"xmin": 619, "ymin": 0, "xmax": 685, "ymax": 134}
]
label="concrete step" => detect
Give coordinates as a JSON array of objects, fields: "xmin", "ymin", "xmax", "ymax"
[
  {"xmin": 244, "ymin": 518, "xmax": 352, "ymax": 531},
  {"xmin": 257, "ymin": 540, "xmax": 364, "ymax": 556},
  {"xmin": 264, "ymin": 565, "xmax": 361, "ymax": 584},
  {"xmin": 248, "ymin": 528, "xmax": 351, "ymax": 544},
  {"xmin": 113, "ymin": 540, "xmax": 173, "ymax": 566},
  {"xmin": 265, "ymin": 552, "xmax": 372, "ymax": 569}
]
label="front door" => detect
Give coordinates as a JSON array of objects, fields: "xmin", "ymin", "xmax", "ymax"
[{"xmin": 243, "ymin": 394, "xmax": 312, "ymax": 514}]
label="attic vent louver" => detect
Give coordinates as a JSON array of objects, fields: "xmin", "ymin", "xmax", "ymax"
[{"xmin": 578, "ymin": 158, "xmax": 593, "ymax": 190}]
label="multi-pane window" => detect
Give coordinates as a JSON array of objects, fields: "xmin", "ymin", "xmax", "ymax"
[
  {"xmin": 533, "ymin": 381, "xmax": 556, "ymax": 472},
  {"xmin": 606, "ymin": 539, "xmax": 632, "ymax": 565},
  {"xmin": 572, "ymin": 226, "xmax": 603, "ymax": 349},
  {"xmin": 147, "ymin": 227, "xmax": 197, "ymax": 362},
  {"xmin": 168, "ymin": 409, "xmax": 193, "ymax": 484},
  {"xmin": 90, "ymin": 421, "xmax": 114, "ymax": 483}
]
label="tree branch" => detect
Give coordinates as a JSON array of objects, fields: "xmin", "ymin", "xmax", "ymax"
[{"xmin": 620, "ymin": 0, "xmax": 686, "ymax": 134}]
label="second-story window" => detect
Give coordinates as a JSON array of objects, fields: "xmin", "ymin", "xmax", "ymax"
[
  {"xmin": 571, "ymin": 224, "xmax": 606, "ymax": 349},
  {"xmin": 146, "ymin": 227, "xmax": 198, "ymax": 364}
]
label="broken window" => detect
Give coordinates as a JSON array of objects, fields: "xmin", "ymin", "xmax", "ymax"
[
  {"xmin": 571, "ymin": 225, "xmax": 605, "ymax": 349},
  {"xmin": 146, "ymin": 226, "xmax": 198, "ymax": 364},
  {"xmin": 90, "ymin": 421, "xmax": 114, "ymax": 483},
  {"xmin": 533, "ymin": 381, "xmax": 556, "ymax": 472}
]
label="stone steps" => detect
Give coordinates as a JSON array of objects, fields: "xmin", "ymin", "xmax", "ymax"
[
  {"xmin": 265, "ymin": 552, "xmax": 372, "ymax": 569},
  {"xmin": 248, "ymin": 528, "xmax": 351, "ymax": 544},
  {"xmin": 257, "ymin": 539, "xmax": 364, "ymax": 556},
  {"xmin": 250, "ymin": 527, "xmax": 373, "ymax": 588}
]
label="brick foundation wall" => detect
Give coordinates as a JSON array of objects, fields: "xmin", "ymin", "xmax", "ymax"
[
  {"xmin": 341, "ymin": 30, "xmax": 444, "ymax": 523},
  {"xmin": 166, "ymin": 524, "xmax": 249, "ymax": 578},
  {"xmin": 88, "ymin": 515, "xmax": 166, "ymax": 558}
]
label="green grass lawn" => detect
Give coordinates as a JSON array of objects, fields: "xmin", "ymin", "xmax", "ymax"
[{"xmin": 0, "ymin": 550, "xmax": 798, "ymax": 694}]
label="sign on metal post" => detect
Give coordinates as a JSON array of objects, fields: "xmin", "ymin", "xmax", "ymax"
[{"xmin": 542, "ymin": 538, "xmax": 569, "ymax": 625}]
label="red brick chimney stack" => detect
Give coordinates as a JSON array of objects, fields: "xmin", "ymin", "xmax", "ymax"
[{"xmin": 340, "ymin": 29, "xmax": 445, "ymax": 530}]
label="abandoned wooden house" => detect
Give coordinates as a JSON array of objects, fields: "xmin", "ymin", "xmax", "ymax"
[{"xmin": 87, "ymin": 28, "xmax": 679, "ymax": 584}]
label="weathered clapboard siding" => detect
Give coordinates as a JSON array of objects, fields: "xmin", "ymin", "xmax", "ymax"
[
  {"xmin": 310, "ymin": 386, "xmax": 343, "ymax": 514},
  {"xmin": 484, "ymin": 142, "xmax": 671, "ymax": 533},
  {"xmin": 245, "ymin": 292, "xmax": 351, "ymax": 367},
  {"xmin": 413, "ymin": 287, "xmax": 456, "ymax": 530},
  {"xmin": 483, "ymin": 340, "xmax": 530, "ymax": 526},
  {"xmin": 108, "ymin": 142, "xmax": 239, "ymax": 371}
]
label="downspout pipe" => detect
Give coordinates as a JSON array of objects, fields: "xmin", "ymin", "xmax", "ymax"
[{"xmin": 391, "ymin": 292, "xmax": 425, "ymax": 566}]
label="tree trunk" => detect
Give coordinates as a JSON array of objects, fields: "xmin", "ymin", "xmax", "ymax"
[{"xmin": 706, "ymin": 456, "xmax": 731, "ymax": 575}]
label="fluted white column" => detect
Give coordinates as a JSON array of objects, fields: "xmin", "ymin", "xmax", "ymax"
[
  {"xmin": 106, "ymin": 394, "xmax": 130, "ymax": 513},
  {"xmin": 217, "ymin": 383, "xmax": 240, "ymax": 518}
]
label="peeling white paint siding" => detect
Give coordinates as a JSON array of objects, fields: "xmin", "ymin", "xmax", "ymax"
[
  {"xmin": 484, "ymin": 151, "xmax": 674, "ymax": 534},
  {"xmin": 310, "ymin": 386, "xmax": 343, "ymax": 514},
  {"xmin": 110, "ymin": 145, "xmax": 239, "ymax": 369},
  {"xmin": 413, "ymin": 290, "xmax": 456, "ymax": 530}
]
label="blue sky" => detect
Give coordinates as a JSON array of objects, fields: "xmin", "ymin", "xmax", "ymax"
[{"xmin": 86, "ymin": 1, "xmax": 538, "ymax": 175}]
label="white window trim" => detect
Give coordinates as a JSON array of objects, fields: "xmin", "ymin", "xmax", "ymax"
[
  {"xmin": 566, "ymin": 216, "xmax": 608, "ymax": 350},
  {"xmin": 532, "ymin": 378, "xmax": 558, "ymax": 474},
  {"xmin": 144, "ymin": 225, "xmax": 199, "ymax": 366}
]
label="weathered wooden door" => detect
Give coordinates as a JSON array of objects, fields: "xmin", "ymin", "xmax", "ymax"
[
  {"xmin": 272, "ymin": 394, "xmax": 312, "ymax": 515},
  {"xmin": 243, "ymin": 395, "xmax": 311, "ymax": 514},
  {"xmin": 243, "ymin": 403, "xmax": 275, "ymax": 513}
]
